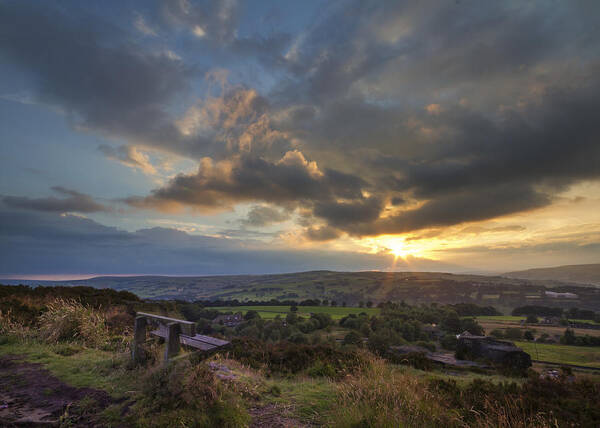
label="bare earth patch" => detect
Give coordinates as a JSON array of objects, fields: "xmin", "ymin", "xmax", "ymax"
[
  {"xmin": 0, "ymin": 354, "xmax": 114, "ymax": 427},
  {"xmin": 249, "ymin": 403, "xmax": 309, "ymax": 428}
]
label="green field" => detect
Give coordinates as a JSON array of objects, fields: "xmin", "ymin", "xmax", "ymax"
[
  {"xmin": 475, "ymin": 315, "xmax": 599, "ymax": 325},
  {"xmin": 515, "ymin": 341, "xmax": 600, "ymax": 368},
  {"xmin": 474, "ymin": 315, "xmax": 525, "ymax": 323},
  {"xmin": 213, "ymin": 305, "xmax": 380, "ymax": 320}
]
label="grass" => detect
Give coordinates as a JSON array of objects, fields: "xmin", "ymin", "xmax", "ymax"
[
  {"xmin": 475, "ymin": 315, "xmax": 599, "ymax": 325},
  {"xmin": 474, "ymin": 315, "xmax": 526, "ymax": 323},
  {"xmin": 212, "ymin": 305, "xmax": 379, "ymax": 320},
  {"xmin": 515, "ymin": 341, "xmax": 600, "ymax": 368},
  {"xmin": 265, "ymin": 376, "xmax": 337, "ymax": 424},
  {"xmin": 0, "ymin": 338, "xmax": 139, "ymax": 396}
]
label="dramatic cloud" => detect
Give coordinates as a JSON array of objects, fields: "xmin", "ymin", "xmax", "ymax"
[
  {"xmin": 125, "ymin": 150, "xmax": 368, "ymax": 213},
  {"xmin": 240, "ymin": 205, "xmax": 291, "ymax": 228},
  {"xmin": 1, "ymin": 0, "xmax": 599, "ymax": 273},
  {"xmin": 0, "ymin": 1, "xmax": 191, "ymax": 153},
  {"xmin": 1, "ymin": 187, "xmax": 109, "ymax": 213}
]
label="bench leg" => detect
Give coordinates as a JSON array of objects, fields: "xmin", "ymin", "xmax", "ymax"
[
  {"xmin": 131, "ymin": 316, "xmax": 147, "ymax": 363},
  {"xmin": 163, "ymin": 322, "xmax": 181, "ymax": 364}
]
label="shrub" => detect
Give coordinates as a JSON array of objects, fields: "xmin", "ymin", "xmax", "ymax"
[
  {"xmin": 440, "ymin": 333, "xmax": 457, "ymax": 350},
  {"xmin": 416, "ymin": 341, "xmax": 436, "ymax": 352},
  {"xmin": 228, "ymin": 338, "xmax": 368, "ymax": 378},
  {"xmin": 37, "ymin": 299, "xmax": 109, "ymax": 347},
  {"xmin": 526, "ymin": 314, "xmax": 539, "ymax": 324},
  {"xmin": 489, "ymin": 329, "xmax": 505, "ymax": 339},
  {"xmin": 503, "ymin": 328, "xmax": 523, "ymax": 340},
  {"xmin": 135, "ymin": 360, "xmax": 250, "ymax": 427},
  {"xmin": 307, "ymin": 360, "xmax": 337, "ymax": 378},
  {"xmin": 343, "ymin": 331, "xmax": 362, "ymax": 346}
]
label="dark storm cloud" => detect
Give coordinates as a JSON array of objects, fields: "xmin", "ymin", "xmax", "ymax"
[
  {"xmin": 313, "ymin": 198, "xmax": 383, "ymax": 229},
  {"xmin": 240, "ymin": 205, "xmax": 290, "ymax": 228},
  {"xmin": 0, "ymin": 1, "xmax": 194, "ymax": 154},
  {"xmin": 125, "ymin": 151, "xmax": 369, "ymax": 212},
  {"xmin": 359, "ymin": 185, "xmax": 550, "ymax": 237},
  {"xmin": 0, "ymin": 209, "xmax": 393, "ymax": 275},
  {"xmin": 1, "ymin": 187, "xmax": 109, "ymax": 213},
  {"xmin": 304, "ymin": 226, "xmax": 342, "ymax": 242}
]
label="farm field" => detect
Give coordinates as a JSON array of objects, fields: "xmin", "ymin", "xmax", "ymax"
[
  {"xmin": 475, "ymin": 315, "xmax": 599, "ymax": 324},
  {"xmin": 515, "ymin": 341, "xmax": 600, "ymax": 368},
  {"xmin": 212, "ymin": 305, "xmax": 380, "ymax": 320}
]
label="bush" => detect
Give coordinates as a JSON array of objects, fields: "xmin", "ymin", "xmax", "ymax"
[
  {"xmin": 228, "ymin": 338, "xmax": 367, "ymax": 378},
  {"xmin": 440, "ymin": 334, "xmax": 457, "ymax": 351},
  {"xmin": 38, "ymin": 299, "xmax": 109, "ymax": 347},
  {"xmin": 416, "ymin": 341, "xmax": 436, "ymax": 352},
  {"xmin": 307, "ymin": 360, "xmax": 337, "ymax": 378},
  {"xmin": 489, "ymin": 329, "xmax": 505, "ymax": 339},
  {"xmin": 343, "ymin": 331, "xmax": 362, "ymax": 346},
  {"xmin": 135, "ymin": 360, "xmax": 250, "ymax": 427},
  {"xmin": 367, "ymin": 329, "xmax": 403, "ymax": 356},
  {"xmin": 526, "ymin": 314, "xmax": 539, "ymax": 324},
  {"xmin": 503, "ymin": 328, "xmax": 523, "ymax": 340}
]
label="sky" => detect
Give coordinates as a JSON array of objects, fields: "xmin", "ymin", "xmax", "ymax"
[{"xmin": 1, "ymin": 0, "xmax": 599, "ymax": 278}]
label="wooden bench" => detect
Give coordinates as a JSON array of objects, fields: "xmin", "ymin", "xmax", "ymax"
[{"xmin": 132, "ymin": 312, "xmax": 229, "ymax": 365}]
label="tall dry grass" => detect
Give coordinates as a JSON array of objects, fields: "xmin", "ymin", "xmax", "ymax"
[
  {"xmin": 330, "ymin": 357, "xmax": 560, "ymax": 428},
  {"xmin": 330, "ymin": 358, "xmax": 461, "ymax": 427},
  {"xmin": 0, "ymin": 309, "xmax": 32, "ymax": 341},
  {"xmin": 37, "ymin": 298, "xmax": 109, "ymax": 347},
  {"xmin": 471, "ymin": 397, "xmax": 559, "ymax": 428}
]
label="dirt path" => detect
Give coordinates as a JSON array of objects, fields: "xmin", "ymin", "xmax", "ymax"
[
  {"xmin": 249, "ymin": 403, "xmax": 310, "ymax": 428},
  {"xmin": 0, "ymin": 354, "xmax": 115, "ymax": 427}
]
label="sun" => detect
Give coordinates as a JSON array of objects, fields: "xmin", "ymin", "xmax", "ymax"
[
  {"xmin": 388, "ymin": 241, "xmax": 410, "ymax": 259},
  {"xmin": 358, "ymin": 235, "xmax": 431, "ymax": 262}
]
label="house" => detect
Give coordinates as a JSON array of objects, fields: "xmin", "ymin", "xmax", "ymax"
[
  {"xmin": 456, "ymin": 331, "xmax": 531, "ymax": 370},
  {"xmin": 545, "ymin": 291, "xmax": 578, "ymax": 299},
  {"xmin": 540, "ymin": 316, "xmax": 561, "ymax": 325},
  {"xmin": 213, "ymin": 313, "xmax": 243, "ymax": 327}
]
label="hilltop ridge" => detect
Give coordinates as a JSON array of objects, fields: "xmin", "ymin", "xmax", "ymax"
[{"xmin": 504, "ymin": 263, "xmax": 600, "ymax": 286}]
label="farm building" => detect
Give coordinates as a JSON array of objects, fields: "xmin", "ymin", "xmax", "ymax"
[
  {"xmin": 213, "ymin": 313, "xmax": 243, "ymax": 327},
  {"xmin": 456, "ymin": 331, "xmax": 531, "ymax": 370}
]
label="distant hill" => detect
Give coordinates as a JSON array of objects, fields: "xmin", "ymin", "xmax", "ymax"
[
  {"xmin": 4, "ymin": 270, "xmax": 600, "ymax": 312},
  {"xmin": 504, "ymin": 264, "xmax": 600, "ymax": 286}
]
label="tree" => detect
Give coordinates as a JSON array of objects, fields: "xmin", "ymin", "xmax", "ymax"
[
  {"xmin": 244, "ymin": 310, "xmax": 260, "ymax": 321},
  {"xmin": 440, "ymin": 334, "xmax": 457, "ymax": 351},
  {"xmin": 366, "ymin": 301, "xmax": 373, "ymax": 308},
  {"xmin": 359, "ymin": 301, "xmax": 364, "ymax": 308},
  {"xmin": 286, "ymin": 312, "xmax": 298, "ymax": 325},
  {"xmin": 290, "ymin": 304, "xmax": 298, "ymax": 312},
  {"xmin": 460, "ymin": 318, "xmax": 484, "ymax": 336},
  {"xmin": 526, "ymin": 314, "xmax": 539, "ymax": 324},
  {"xmin": 561, "ymin": 328, "xmax": 576, "ymax": 345},
  {"xmin": 331, "ymin": 300, "xmax": 337, "ymax": 307},
  {"xmin": 441, "ymin": 312, "xmax": 462, "ymax": 334},
  {"xmin": 524, "ymin": 330, "xmax": 535, "ymax": 341}
]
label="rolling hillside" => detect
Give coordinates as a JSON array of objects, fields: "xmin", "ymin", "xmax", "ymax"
[
  {"xmin": 4, "ymin": 270, "xmax": 600, "ymax": 312},
  {"xmin": 504, "ymin": 264, "xmax": 600, "ymax": 286}
]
